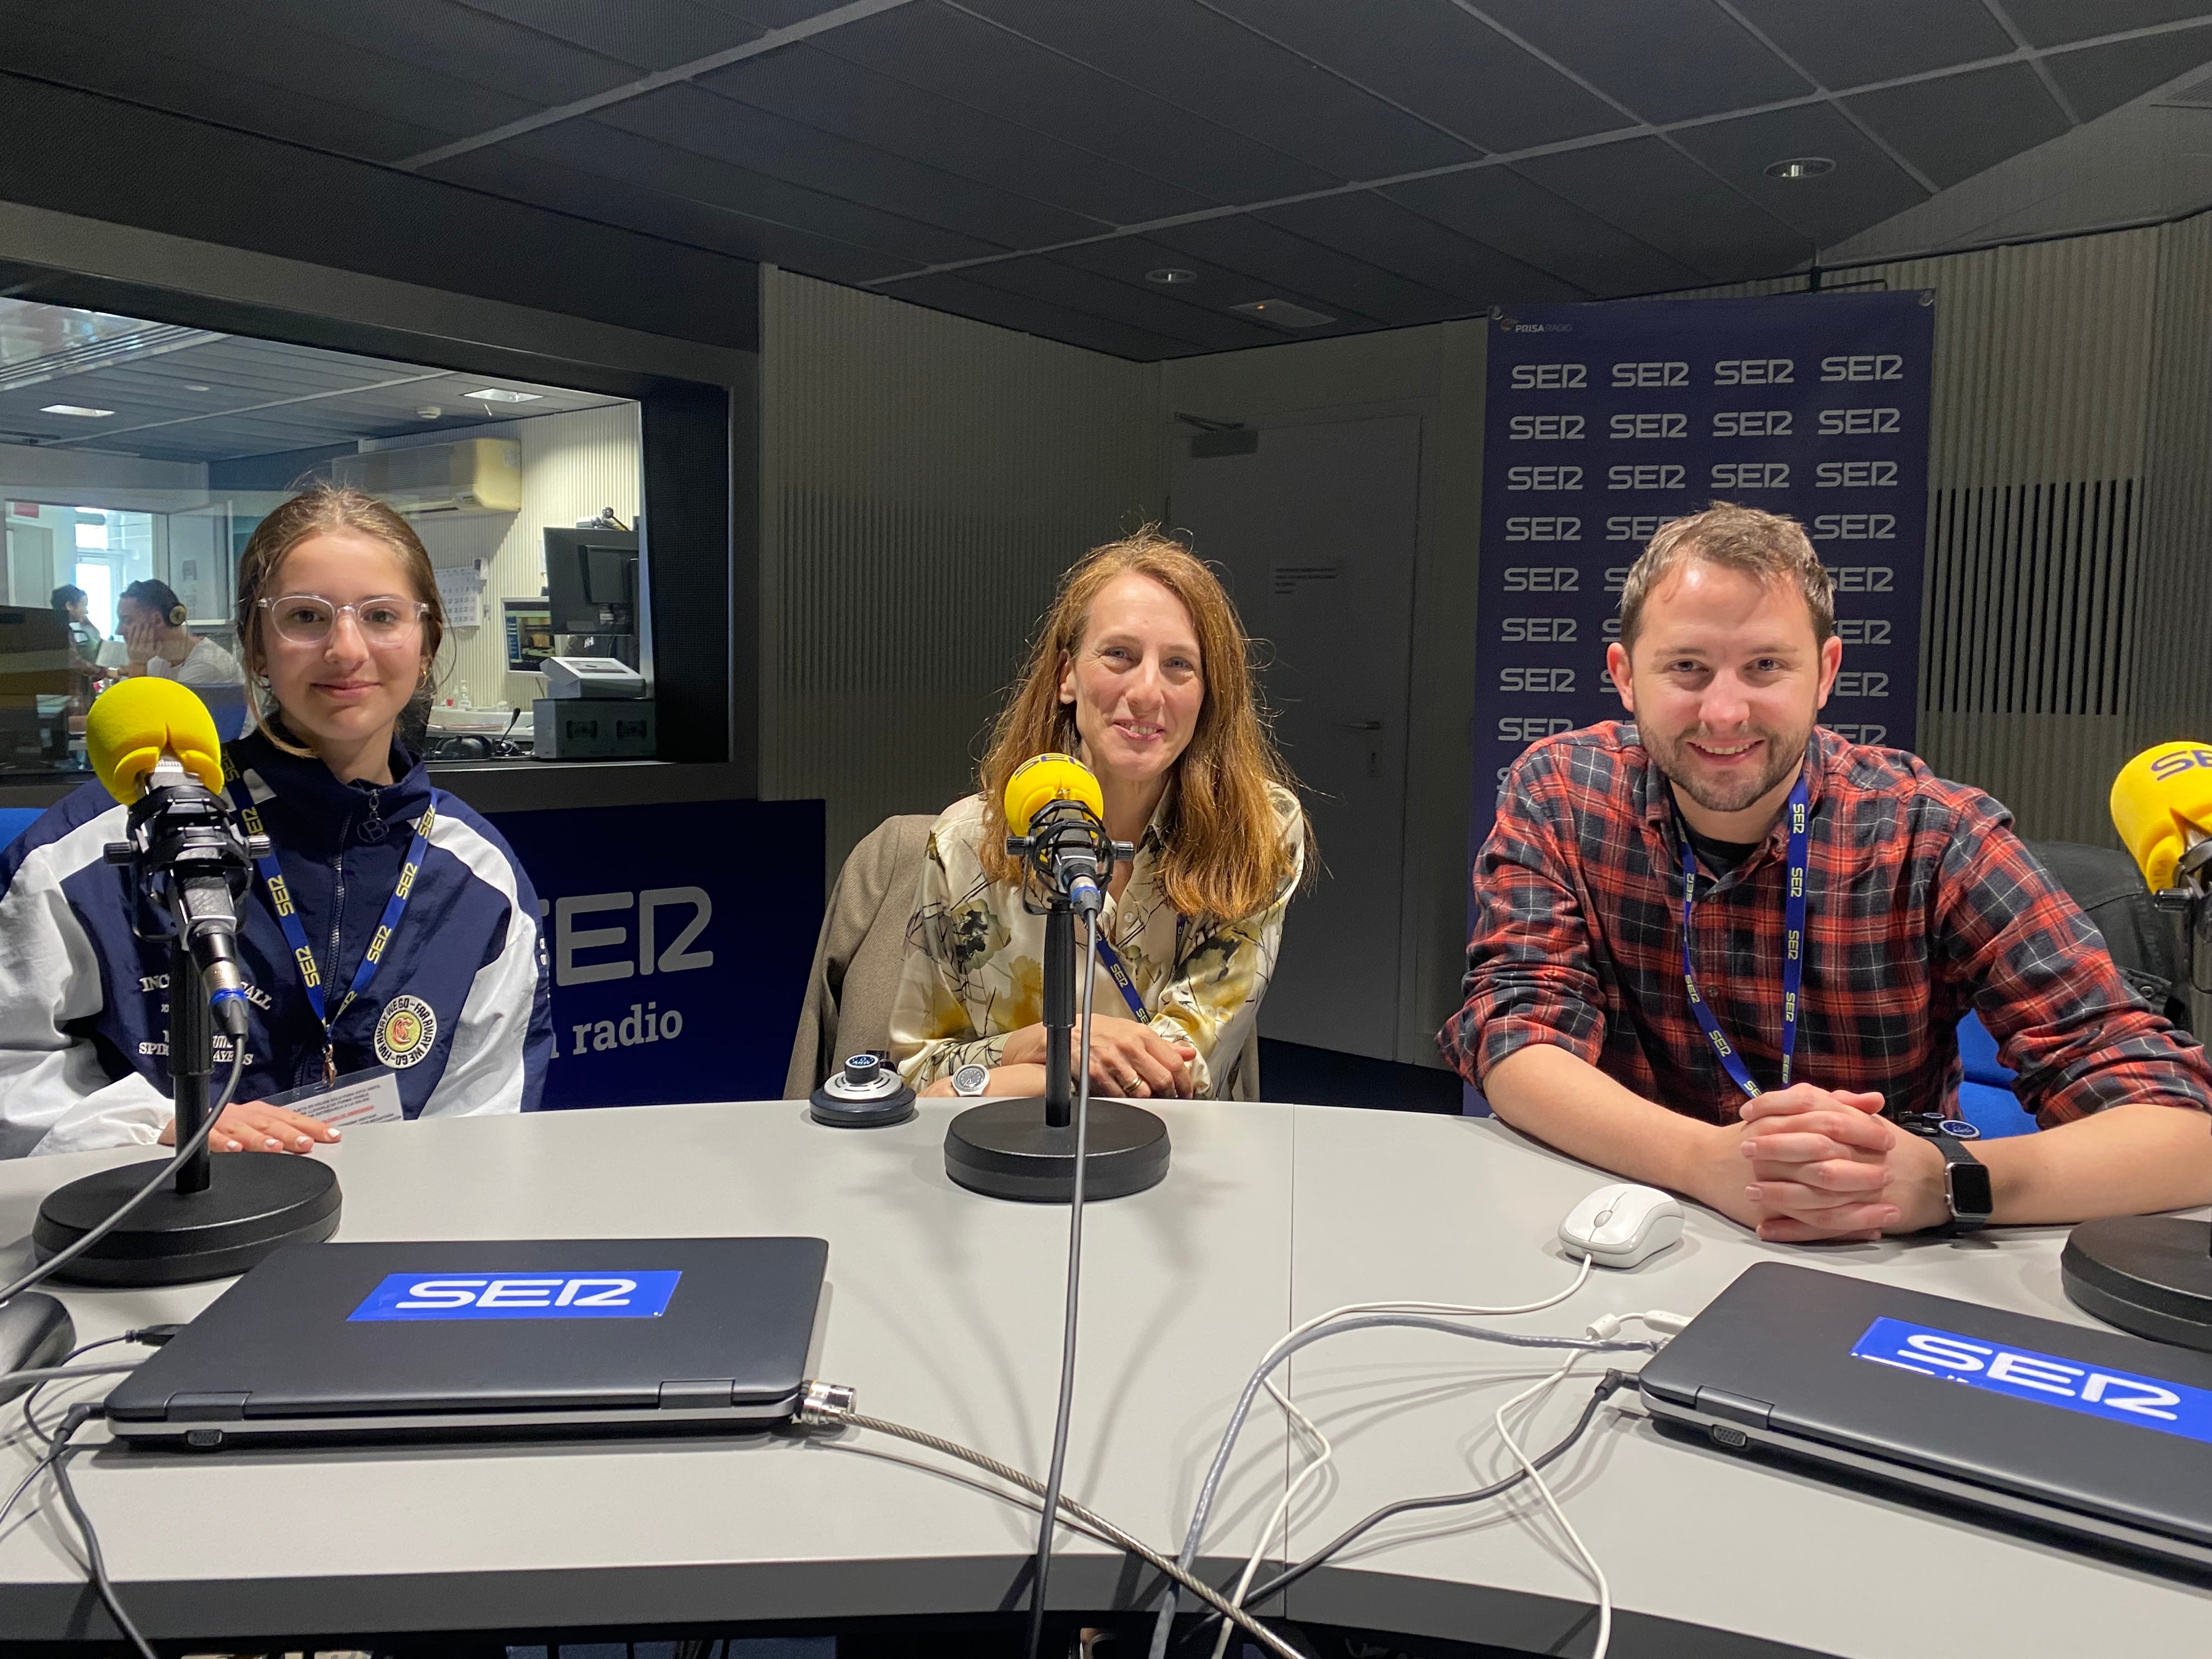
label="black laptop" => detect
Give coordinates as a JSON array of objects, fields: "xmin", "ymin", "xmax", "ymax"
[
  {"xmin": 1641, "ymin": 1261, "xmax": 2212, "ymax": 1572},
  {"xmin": 105, "ymin": 1237, "xmax": 827, "ymax": 1450}
]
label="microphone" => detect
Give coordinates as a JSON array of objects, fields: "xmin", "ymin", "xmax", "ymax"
[
  {"xmin": 1004, "ymin": 753, "xmax": 1125, "ymax": 916},
  {"xmin": 87, "ymin": 679, "xmax": 257, "ymax": 1036},
  {"xmin": 2110, "ymin": 742, "xmax": 2212, "ymax": 899}
]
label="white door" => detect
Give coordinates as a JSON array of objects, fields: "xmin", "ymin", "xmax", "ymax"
[{"xmin": 1170, "ymin": 416, "xmax": 1421, "ymax": 1060}]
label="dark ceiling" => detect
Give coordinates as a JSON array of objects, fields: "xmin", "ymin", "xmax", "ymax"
[{"xmin": 6, "ymin": 0, "xmax": 2212, "ymax": 361}]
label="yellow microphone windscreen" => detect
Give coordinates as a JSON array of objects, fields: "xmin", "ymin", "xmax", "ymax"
[
  {"xmin": 85, "ymin": 677, "xmax": 224, "ymax": 804},
  {"xmin": 1005, "ymin": 752, "xmax": 1104, "ymax": 837},
  {"xmin": 2109, "ymin": 742, "xmax": 2212, "ymax": 893}
]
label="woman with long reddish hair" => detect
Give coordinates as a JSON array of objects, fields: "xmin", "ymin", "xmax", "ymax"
[{"xmin": 891, "ymin": 529, "xmax": 1310, "ymax": 1102}]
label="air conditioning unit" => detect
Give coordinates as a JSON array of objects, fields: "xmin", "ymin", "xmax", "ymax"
[{"xmin": 332, "ymin": 438, "xmax": 522, "ymax": 516}]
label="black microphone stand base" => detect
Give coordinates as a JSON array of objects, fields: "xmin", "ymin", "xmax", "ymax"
[
  {"xmin": 2061, "ymin": 1216, "xmax": 2212, "ymax": 1352},
  {"xmin": 943, "ymin": 1097, "xmax": 1170, "ymax": 1203},
  {"xmin": 32, "ymin": 1156, "xmax": 341, "ymax": 1287}
]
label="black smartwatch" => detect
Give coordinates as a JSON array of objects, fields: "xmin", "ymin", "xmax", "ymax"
[{"xmin": 1897, "ymin": 1111, "xmax": 1994, "ymax": 1233}]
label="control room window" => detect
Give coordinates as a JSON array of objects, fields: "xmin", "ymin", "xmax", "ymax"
[{"xmin": 0, "ymin": 295, "xmax": 647, "ymax": 780}]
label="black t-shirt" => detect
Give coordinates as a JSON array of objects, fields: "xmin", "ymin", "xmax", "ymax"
[{"xmin": 1685, "ymin": 823, "xmax": 1760, "ymax": 875}]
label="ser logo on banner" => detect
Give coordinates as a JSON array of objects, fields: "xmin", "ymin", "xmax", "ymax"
[{"xmin": 1473, "ymin": 292, "xmax": 1934, "ymax": 860}]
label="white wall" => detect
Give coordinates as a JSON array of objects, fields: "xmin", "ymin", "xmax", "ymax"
[{"xmin": 405, "ymin": 404, "xmax": 642, "ymax": 709}]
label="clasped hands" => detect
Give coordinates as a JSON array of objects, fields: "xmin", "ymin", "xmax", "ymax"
[
  {"xmin": 917, "ymin": 1019, "xmax": 1198, "ymax": 1101},
  {"xmin": 1701, "ymin": 1083, "xmax": 1953, "ymax": 1243}
]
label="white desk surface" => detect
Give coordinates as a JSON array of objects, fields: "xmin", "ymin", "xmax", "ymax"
[{"xmin": 0, "ymin": 1099, "xmax": 2203, "ymax": 1657}]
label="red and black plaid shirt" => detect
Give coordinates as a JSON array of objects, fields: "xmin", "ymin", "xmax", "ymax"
[{"xmin": 1440, "ymin": 721, "xmax": 2212, "ymax": 1127}]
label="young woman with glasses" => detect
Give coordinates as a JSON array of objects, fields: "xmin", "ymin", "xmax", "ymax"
[{"xmin": 0, "ymin": 486, "xmax": 552, "ymax": 1158}]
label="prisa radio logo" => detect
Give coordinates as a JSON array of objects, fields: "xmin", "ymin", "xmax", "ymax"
[
  {"xmin": 348, "ymin": 1269, "xmax": 684, "ymax": 1322},
  {"xmin": 1851, "ymin": 1316, "xmax": 2212, "ymax": 1446}
]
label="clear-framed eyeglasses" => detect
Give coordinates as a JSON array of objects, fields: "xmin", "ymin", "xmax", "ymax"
[{"xmin": 259, "ymin": 594, "xmax": 429, "ymax": 646}]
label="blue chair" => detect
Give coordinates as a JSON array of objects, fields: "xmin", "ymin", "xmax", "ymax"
[
  {"xmin": 0, "ymin": 805, "xmax": 43, "ymax": 853},
  {"xmin": 1955, "ymin": 1011, "xmax": 2037, "ymax": 1139}
]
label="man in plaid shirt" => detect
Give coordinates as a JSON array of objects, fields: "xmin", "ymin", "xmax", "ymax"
[{"xmin": 1441, "ymin": 503, "xmax": 2212, "ymax": 1243}]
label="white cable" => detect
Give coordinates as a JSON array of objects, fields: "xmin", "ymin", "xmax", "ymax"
[
  {"xmin": 1204, "ymin": 1258, "xmax": 1605, "ymax": 1658},
  {"xmin": 1209, "ymin": 1378, "xmax": 1331, "ymax": 1659},
  {"xmin": 1494, "ymin": 1356, "xmax": 1613, "ymax": 1659}
]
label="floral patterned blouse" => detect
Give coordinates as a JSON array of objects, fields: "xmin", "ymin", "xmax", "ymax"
[{"xmin": 889, "ymin": 782, "xmax": 1305, "ymax": 1098}]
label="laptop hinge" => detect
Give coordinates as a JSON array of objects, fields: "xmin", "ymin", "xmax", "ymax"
[
  {"xmin": 657, "ymin": 1379, "xmax": 737, "ymax": 1409},
  {"xmin": 167, "ymin": 1392, "xmax": 251, "ymax": 1423},
  {"xmin": 1694, "ymin": 1386, "xmax": 1774, "ymax": 1430}
]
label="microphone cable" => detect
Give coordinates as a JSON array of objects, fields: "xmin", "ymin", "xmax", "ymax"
[
  {"xmin": 1025, "ymin": 908, "xmax": 1102, "ymax": 1659},
  {"xmin": 0, "ymin": 1047, "xmax": 247, "ymax": 1307}
]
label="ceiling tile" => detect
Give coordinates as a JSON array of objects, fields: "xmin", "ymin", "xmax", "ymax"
[
  {"xmin": 1472, "ymin": 0, "xmax": 1812, "ymax": 125},
  {"xmin": 1846, "ymin": 60, "xmax": 2074, "ymax": 188},
  {"xmin": 1669, "ymin": 102, "xmax": 1930, "ymax": 240},
  {"xmin": 1049, "ymin": 236, "xmax": 1386, "ymax": 331},
  {"xmin": 946, "ymin": 257, "xmax": 1292, "ymax": 349},
  {"xmin": 425, "ymin": 138, "xmax": 921, "ymax": 281},
  {"xmin": 813, "ymin": 3, "xmax": 1330, "ymax": 203},
  {"xmin": 1255, "ymin": 192, "xmax": 1584, "ymax": 304},
  {"xmin": 873, "ymin": 272, "xmax": 1206, "ymax": 359},
  {"xmin": 600, "ymin": 84, "xmax": 1103, "ymax": 248},
  {"xmin": 695, "ymin": 0, "xmax": 876, "ymax": 24},
  {"xmin": 229, "ymin": 0, "xmax": 632, "ymax": 106},
  {"xmin": 1145, "ymin": 215, "xmax": 1471, "ymax": 327},
  {"xmin": 1381, "ymin": 167, "xmax": 1711, "ymax": 295},
  {"xmin": 1997, "ymin": 1, "xmax": 2212, "ymax": 48},
  {"xmin": 0, "ymin": 0, "xmax": 542, "ymax": 148},
  {"xmin": 449, "ymin": 0, "xmax": 760, "ymax": 70},
  {"xmin": 1205, "ymin": 0, "xmax": 1624, "ymax": 149},
  {"xmin": 1512, "ymin": 136, "xmax": 1810, "ymax": 280},
  {"xmin": 957, "ymin": 0, "xmax": 1475, "ymax": 180},
  {"xmin": 2045, "ymin": 22, "xmax": 2212, "ymax": 117},
  {"xmin": 1728, "ymin": 0, "xmax": 2013, "ymax": 88},
  {"xmin": 0, "ymin": 14, "xmax": 464, "ymax": 164},
  {"xmin": 702, "ymin": 44, "xmax": 1208, "ymax": 225}
]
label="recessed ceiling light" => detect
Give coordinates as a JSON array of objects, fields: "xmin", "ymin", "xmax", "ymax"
[
  {"xmin": 416, "ymin": 405, "xmax": 443, "ymax": 420},
  {"xmin": 1229, "ymin": 299, "xmax": 1335, "ymax": 330},
  {"xmin": 41, "ymin": 404, "xmax": 115, "ymax": 418},
  {"xmin": 465, "ymin": 387, "xmax": 543, "ymax": 403},
  {"xmin": 1147, "ymin": 268, "xmax": 1198, "ymax": 285},
  {"xmin": 1765, "ymin": 156, "xmax": 1835, "ymax": 180}
]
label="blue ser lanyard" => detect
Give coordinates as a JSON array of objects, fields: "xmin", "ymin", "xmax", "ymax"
[
  {"xmin": 1092, "ymin": 934, "xmax": 1151, "ymax": 1022},
  {"xmin": 1677, "ymin": 767, "xmax": 1810, "ymax": 1100},
  {"xmin": 229, "ymin": 780, "xmax": 437, "ymax": 1083}
]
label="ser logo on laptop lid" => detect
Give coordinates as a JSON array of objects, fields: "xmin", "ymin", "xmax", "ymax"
[
  {"xmin": 349, "ymin": 1270, "xmax": 682, "ymax": 1322},
  {"xmin": 1852, "ymin": 1316, "xmax": 2210, "ymax": 1446}
]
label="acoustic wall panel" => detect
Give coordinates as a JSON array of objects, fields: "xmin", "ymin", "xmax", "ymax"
[{"xmin": 758, "ymin": 266, "xmax": 1163, "ymax": 874}]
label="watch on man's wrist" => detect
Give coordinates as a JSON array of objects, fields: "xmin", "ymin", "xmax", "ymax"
[
  {"xmin": 952, "ymin": 1063, "xmax": 991, "ymax": 1099},
  {"xmin": 1897, "ymin": 1111, "xmax": 1994, "ymax": 1233}
]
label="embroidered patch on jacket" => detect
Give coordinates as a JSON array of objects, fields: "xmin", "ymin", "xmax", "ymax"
[{"xmin": 375, "ymin": 995, "xmax": 438, "ymax": 1069}]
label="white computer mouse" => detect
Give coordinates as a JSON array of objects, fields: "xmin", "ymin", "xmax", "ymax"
[{"xmin": 1559, "ymin": 1182, "xmax": 1685, "ymax": 1268}]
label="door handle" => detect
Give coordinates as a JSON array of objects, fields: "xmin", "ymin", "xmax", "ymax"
[{"xmin": 1335, "ymin": 719, "xmax": 1383, "ymax": 731}]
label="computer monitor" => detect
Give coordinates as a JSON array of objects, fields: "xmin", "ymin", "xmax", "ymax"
[
  {"xmin": 0, "ymin": 606, "xmax": 75, "ymax": 699},
  {"xmin": 543, "ymin": 528, "xmax": 637, "ymax": 640}
]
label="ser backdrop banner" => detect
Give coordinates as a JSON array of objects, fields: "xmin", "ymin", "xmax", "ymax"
[
  {"xmin": 1472, "ymin": 290, "xmax": 1936, "ymax": 856},
  {"xmin": 487, "ymin": 798, "xmax": 823, "ymax": 1110}
]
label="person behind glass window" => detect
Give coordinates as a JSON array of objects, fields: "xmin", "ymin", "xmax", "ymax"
[
  {"xmin": 891, "ymin": 529, "xmax": 1312, "ymax": 1103},
  {"xmin": 0, "ymin": 486, "xmax": 552, "ymax": 1158},
  {"xmin": 50, "ymin": 584, "xmax": 99, "ymax": 668},
  {"xmin": 116, "ymin": 578, "xmax": 242, "ymax": 689}
]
